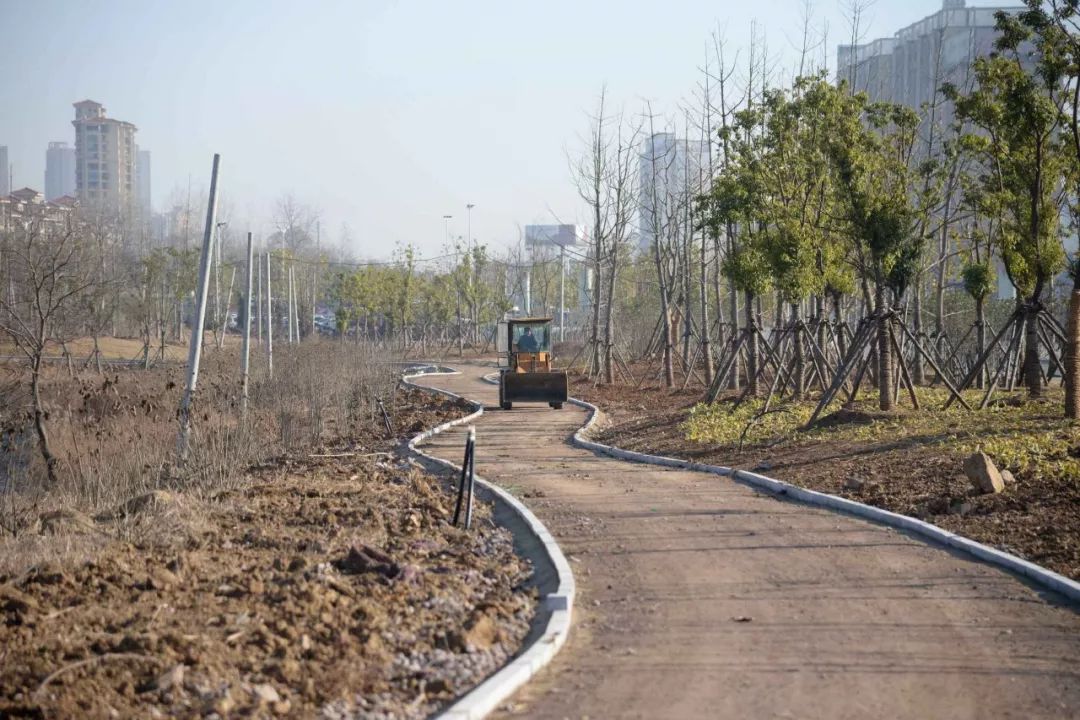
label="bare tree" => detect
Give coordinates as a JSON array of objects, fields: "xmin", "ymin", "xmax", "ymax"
[
  {"xmin": 0, "ymin": 217, "xmax": 100, "ymax": 484},
  {"xmin": 572, "ymin": 88, "xmax": 616, "ymax": 377},
  {"xmin": 274, "ymin": 194, "xmax": 319, "ymax": 253}
]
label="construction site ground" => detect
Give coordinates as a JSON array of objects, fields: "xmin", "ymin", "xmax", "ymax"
[
  {"xmin": 0, "ymin": 384, "xmax": 535, "ymax": 719},
  {"xmin": 415, "ymin": 363, "xmax": 1080, "ymax": 720}
]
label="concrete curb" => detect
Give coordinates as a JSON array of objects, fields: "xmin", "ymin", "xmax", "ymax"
[
  {"xmin": 477, "ymin": 372, "xmax": 1080, "ymax": 604},
  {"xmin": 401, "ymin": 369, "xmax": 575, "ymax": 720}
]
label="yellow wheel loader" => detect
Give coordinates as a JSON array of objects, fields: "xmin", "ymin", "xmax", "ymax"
[{"xmin": 496, "ymin": 317, "xmax": 568, "ymax": 410}]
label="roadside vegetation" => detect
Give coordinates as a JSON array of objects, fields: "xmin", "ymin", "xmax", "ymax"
[{"xmin": 0, "ymin": 340, "xmax": 536, "ymax": 718}]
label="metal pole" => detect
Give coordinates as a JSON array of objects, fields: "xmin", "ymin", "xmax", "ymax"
[
  {"xmin": 464, "ymin": 426, "xmax": 476, "ymax": 529},
  {"xmin": 453, "ymin": 426, "xmax": 476, "ymax": 528},
  {"xmin": 241, "ymin": 231, "xmax": 253, "ymax": 418},
  {"xmin": 313, "ymin": 221, "xmax": 319, "ymax": 336},
  {"xmin": 266, "ymin": 252, "xmax": 274, "ymax": 378},
  {"xmin": 525, "ymin": 268, "xmax": 531, "ymax": 315},
  {"xmin": 213, "ymin": 223, "xmax": 221, "ymax": 345},
  {"xmin": 292, "ymin": 265, "xmax": 299, "ymax": 342},
  {"xmin": 286, "ymin": 265, "xmax": 294, "ymax": 344},
  {"xmin": 291, "ymin": 265, "xmax": 299, "ymax": 342},
  {"xmin": 559, "ymin": 244, "xmax": 566, "ymax": 342},
  {"xmin": 466, "ymin": 203, "xmax": 474, "ymax": 249},
  {"xmin": 177, "ymin": 153, "xmax": 221, "ymax": 458},
  {"xmin": 256, "ymin": 243, "xmax": 262, "ymax": 344}
]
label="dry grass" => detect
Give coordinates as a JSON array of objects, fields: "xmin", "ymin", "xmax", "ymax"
[{"xmin": 0, "ymin": 339, "xmax": 401, "ymax": 571}]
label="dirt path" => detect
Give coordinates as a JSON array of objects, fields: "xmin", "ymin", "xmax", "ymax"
[{"xmin": 414, "ymin": 365, "xmax": 1080, "ymax": 720}]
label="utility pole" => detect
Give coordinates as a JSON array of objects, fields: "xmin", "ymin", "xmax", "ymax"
[
  {"xmin": 286, "ymin": 264, "xmax": 293, "ymax": 344},
  {"xmin": 266, "ymin": 252, "xmax": 273, "ymax": 378},
  {"xmin": 241, "ymin": 232, "xmax": 253, "ymax": 418},
  {"xmin": 177, "ymin": 153, "xmax": 221, "ymax": 459},
  {"xmin": 256, "ymin": 242, "xmax": 262, "ymax": 344},
  {"xmin": 466, "ymin": 204, "xmax": 476, "ymax": 344},
  {"xmin": 292, "ymin": 265, "xmax": 300, "ymax": 342},
  {"xmin": 312, "ymin": 221, "xmax": 319, "ymax": 337},
  {"xmin": 466, "ymin": 203, "xmax": 475, "ymax": 249},
  {"xmin": 213, "ymin": 221, "xmax": 225, "ymax": 346},
  {"xmin": 559, "ymin": 244, "xmax": 566, "ymax": 342},
  {"xmin": 525, "ymin": 267, "xmax": 532, "ymax": 315}
]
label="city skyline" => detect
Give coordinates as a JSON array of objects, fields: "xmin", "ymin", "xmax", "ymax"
[{"xmin": 0, "ymin": 0, "xmax": 1021, "ymax": 257}]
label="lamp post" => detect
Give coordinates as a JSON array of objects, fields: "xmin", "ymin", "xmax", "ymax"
[
  {"xmin": 442, "ymin": 214, "xmax": 453, "ymax": 247},
  {"xmin": 465, "ymin": 203, "xmax": 476, "ymax": 346},
  {"xmin": 465, "ymin": 203, "xmax": 475, "ymax": 249}
]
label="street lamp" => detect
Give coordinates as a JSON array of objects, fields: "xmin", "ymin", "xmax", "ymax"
[
  {"xmin": 466, "ymin": 203, "xmax": 475, "ymax": 249},
  {"xmin": 442, "ymin": 214, "xmax": 453, "ymax": 247}
]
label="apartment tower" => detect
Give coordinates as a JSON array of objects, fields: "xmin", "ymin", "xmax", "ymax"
[
  {"xmin": 45, "ymin": 141, "xmax": 77, "ymax": 201},
  {"xmin": 72, "ymin": 100, "xmax": 137, "ymax": 212}
]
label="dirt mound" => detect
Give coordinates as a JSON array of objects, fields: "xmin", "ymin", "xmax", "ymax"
[{"xmin": 0, "ymin": 394, "xmax": 536, "ymax": 719}]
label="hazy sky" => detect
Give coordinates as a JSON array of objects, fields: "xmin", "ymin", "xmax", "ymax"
[{"xmin": 1, "ymin": 0, "xmax": 984, "ymax": 258}]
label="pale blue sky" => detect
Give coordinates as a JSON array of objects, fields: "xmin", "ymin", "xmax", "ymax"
[{"xmin": 0, "ymin": 0, "xmax": 987, "ymax": 257}]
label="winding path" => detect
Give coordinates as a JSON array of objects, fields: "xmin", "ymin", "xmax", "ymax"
[{"xmin": 416, "ymin": 364, "xmax": 1080, "ymax": 719}]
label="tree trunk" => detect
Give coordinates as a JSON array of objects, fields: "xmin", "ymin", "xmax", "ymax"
[
  {"xmin": 456, "ymin": 301, "xmax": 463, "ymax": 358},
  {"xmin": 876, "ymin": 285, "xmax": 894, "ymax": 412},
  {"xmin": 745, "ymin": 290, "xmax": 759, "ymax": 396},
  {"xmin": 653, "ymin": 242, "xmax": 675, "ymax": 388},
  {"xmin": 792, "ymin": 303, "xmax": 805, "ymax": 399},
  {"xmin": 603, "ymin": 241, "xmax": 619, "ymax": 385},
  {"xmin": 1023, "ymin": 304, "xmax": 1042, "ymax": 398},
  {"xmin": 700, "ymin": 233, "xmax": 713, "ymax": 386},
  {"xmin": 590, "ymin": 244, "xmax": 604, "ymax": 376},
  {"xmin": 814, "ymin": 295, "xmax": 826, "ymax": 362},
  {"xmin": 911, "ymin": 279, "xmax": 925, "ymax": 385},
  {"xmin": 833, "ymin": 292, "xmax": 846, "ymax": 362},
  {"xmin": 975, "ymin": 297, "xmax": 987, "ymax": 390},
  {"xmin": 727, "ymin": 234, "xmax": 740, "ymax": 390},
  {"xmin": 31, "ymin": 357, "xmax": 59, "ymax": 485},
  {"xmin": 1065, "ymin": 285, "xmax": 1080, "ymax": 419}
]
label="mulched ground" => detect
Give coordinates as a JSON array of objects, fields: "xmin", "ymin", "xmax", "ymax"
[
  {"xmin": 0, "ymin": 389, "xmax": 535, "ymax": 719},
  {"xmin": 569, "ymin": 366, "xmax": 1080, "ymax": 583}
]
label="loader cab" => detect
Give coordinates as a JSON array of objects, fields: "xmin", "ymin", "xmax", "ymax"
[
  {"xmin": 496, "ymin": 317, "xmax": 568, "ymax": 410},
  {"xmin": 499, "ymin": 319, "xmax": 552, "ymax": 371}
]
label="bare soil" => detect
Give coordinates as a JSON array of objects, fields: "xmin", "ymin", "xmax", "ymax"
[
  {"xmin": 0, "ymin": 381, "xmax": 535, "ymax": 719},
  {"xmin": 417, "ymin": 364, "xmax": 1080, "ymax": 720},
  {"xmin": 569, "ymin": 366, "xmax": 1080, "ymax": 582}
]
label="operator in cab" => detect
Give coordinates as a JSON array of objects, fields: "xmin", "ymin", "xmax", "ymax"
[{"xmin": 517, "ymin": 326, "xmax": 539, "ymax": 352}]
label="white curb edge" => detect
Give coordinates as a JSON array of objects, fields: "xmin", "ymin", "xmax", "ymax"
[
  {"xmin": 477, "ymin": 372, "xmax": 1080, "ymax": 605},
  {"xmin": 400, "ymin": 369, "xmax": 576, "ymax": 720}
]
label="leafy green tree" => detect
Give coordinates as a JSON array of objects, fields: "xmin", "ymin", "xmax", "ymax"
[
  {"xmin": 944, "ymin": 11, "xmax": 1071, "ymax": 400},
  {"xmin": 827, "ymin": 89, "xmax": 928, "ymax": 411},
  {"xmin": 1010, "ymin": 0, "xmax": 1080, "ymax": 415},
  {"xmin": 962, "ymin": 259, "xmax": 996, "ymax": 388},
  {"xmin": 704, "ymin": 111, "xmax": 772, "ymax": 396}
]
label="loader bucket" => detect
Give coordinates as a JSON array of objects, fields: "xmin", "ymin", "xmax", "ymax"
[{"xmin": 501, "ymin": 370, "xmax": 569, "ymax": 404}]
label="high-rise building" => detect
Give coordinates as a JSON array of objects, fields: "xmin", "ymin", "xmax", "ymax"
[
  {"xmin": 45, "ymin": 141, "xmax": 77, "ymax": 201},
  {"xmin": 836, "ymin": 0, "xmax": 1027, "ymax": 300},
  {"xmin": 0, "ymin": 146, "xmax": 9, "ymax": 196},
  {"xmin": 135, "ymin": 147, "xmax": 152, "ymax": 213},
  {"xmin": 836, "ymin": 0, "xmax": 1026, "ymax": 114},
  {"xmin": 72, "ymin": 100, "xmax": 137, "ymax": 212},
  {"xmin": 638, "ymin": 132, "xmax": 707, "ymax": 252}
]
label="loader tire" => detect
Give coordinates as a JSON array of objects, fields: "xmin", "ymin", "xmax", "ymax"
[{"xmin": 550, "ymin": 402, "xmax": 563, "ymax": 410}]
